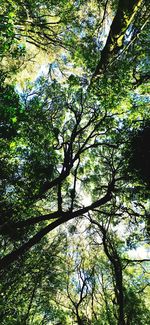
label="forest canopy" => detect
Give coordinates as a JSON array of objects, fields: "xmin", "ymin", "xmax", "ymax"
[{"xmin": 0, "ymin": 0, "xmax": 150, "ymax": 324}]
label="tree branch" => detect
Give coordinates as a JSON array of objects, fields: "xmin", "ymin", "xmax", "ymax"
[{"xmin": 0, "ymin": 185, "xmax": 114, "ymax": 270}]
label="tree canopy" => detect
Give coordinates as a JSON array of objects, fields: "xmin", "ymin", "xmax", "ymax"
[{"xmin": 0, "ymin": 0, "xmax": 150, "ymax": 324}]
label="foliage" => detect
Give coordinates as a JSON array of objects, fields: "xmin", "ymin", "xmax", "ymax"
[
  {"xmin": 124, "ymin": 120, "xmax": 150, "ymax": 188},
  {"xmin": 0, "ymin": 0, "xmax": 150, "ymax": 324}
]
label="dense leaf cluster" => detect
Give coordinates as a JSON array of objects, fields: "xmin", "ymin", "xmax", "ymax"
[{"xmin": 0, "ymin": 0, "xmax": 150, "ymax": 324}]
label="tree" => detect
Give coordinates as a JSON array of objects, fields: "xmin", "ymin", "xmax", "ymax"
[{"xmin": 0, "ymin": 0, "xmax": 150, "ymax": 324}]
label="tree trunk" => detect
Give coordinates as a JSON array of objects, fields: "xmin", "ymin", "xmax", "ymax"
[{"xmin": 93, "ymin": 0, "xmax": 142, "ymax": 77}]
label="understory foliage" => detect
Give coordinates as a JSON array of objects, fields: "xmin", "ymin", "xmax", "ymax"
[{"xmin": 0, "ymin": 0, "xmax": 150, "ymax": 324}]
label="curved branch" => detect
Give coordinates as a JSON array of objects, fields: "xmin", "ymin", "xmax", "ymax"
[{"xmin": 0, "ymin": 186, "xmax": 114, "ymax": 271}]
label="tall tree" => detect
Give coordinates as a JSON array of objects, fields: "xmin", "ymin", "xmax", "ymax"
[{"xmin": 0, "ymin": 0, "xmax": 150, "ymax": 323}]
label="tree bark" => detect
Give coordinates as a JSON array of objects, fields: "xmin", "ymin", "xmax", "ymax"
[
  {"xmin": 90, "ymin": 221, "xmax": 126, "ymax": 325},
  {"xmin": 93, "ymin": 0, "xmax": 142, "ymax": 78}
]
